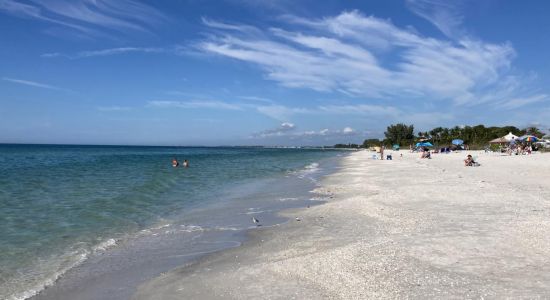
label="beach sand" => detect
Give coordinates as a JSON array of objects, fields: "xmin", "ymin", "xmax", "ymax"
[{"xmin": 133, "ymin": 150, "xmax": 550, "ymax": 299}]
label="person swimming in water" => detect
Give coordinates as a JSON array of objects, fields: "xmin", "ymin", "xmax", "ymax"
[
  {"xmin": 182, "ymin": 159, "xmax": 189, "ymax": 168},
  {"xmin": 172, "ymin": 158, "xmax": 179, "ymax": 167}
]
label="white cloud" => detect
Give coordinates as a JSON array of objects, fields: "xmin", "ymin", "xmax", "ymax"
[
  {"xmin": 40, "ymin": 52, "xmax": 63, "ymax": 58},
  {"xmin": 41, "ymin": 47, "xmax": 167, "ymax": 59},
  {"xmin": 256, "ymin": 105, "xmax": 312, "ymax": 121},
  {"xmin": 280, "ymin": 122, "xmax": 295, "ymax": 130},
  {"xmin": 251, "ymin": 124, "xmax": 358, "ymax": 140},
  {"xmin": 342, "ymin": 127, "xmax": 354, "ymax": 134},
  {"xmin": 239, "ymin": 96, "xmax": 274, "ymax": 104},
  {"xmin": 319, "ymin": 104, "xmax": 400, "ymax": 116},
  {"xmin": 498, "ymin": 94, "xmax": 548, "ymax": 110},
  {"xmin": 78, "ymin": 47, "xmax": 165, "ymax": 58},
  {"xmin": 0, "ymin": 0, "xmax": 167, "ymax": 37},
  {"xmin": 197, "ymin": 11, "xmax": 537, "ymax": 107},
  {"xmin": 252, "ymin": 122, "xmax": 297, "ymax": 138},
  {"xmin": 148, "ymin": 100, "xmax": 243, "ymax": 111},
  {"xmin": 405, "ymin": 0, "xmax": 465, "ymax": 38},
  {"xmin": 97, "ymin": 106, "xmax": 132, "ymax": 111},
  {"xmin": 2, "ymin": 77, "xmax": 70, "ymax": 92},
  {"xmin": 255, "ymin": 103, "xmax": 400, "ymax": 121}
]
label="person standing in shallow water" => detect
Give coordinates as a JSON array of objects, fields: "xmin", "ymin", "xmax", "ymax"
[
  {"xmin": 172, "ymin": 158, "xmax": 179, "ymax": 168},
  {"xmin": 183, "ymin": 159, "xmax": 189, "ymax": 168}
]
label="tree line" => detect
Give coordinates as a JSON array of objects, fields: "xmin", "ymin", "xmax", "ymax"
[{"xmin": 334, "ymin": 124, "xmax": 546, "ymax": 149}]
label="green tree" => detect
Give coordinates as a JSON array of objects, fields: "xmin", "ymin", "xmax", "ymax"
[
  {"xmin": 362, "ymin": 139, "xmax": 381, "ymax": 148},
  {"xmin": 384, "ymin": 123, "xmax": 414, "ymax": 146},
  {"xmin": 524, "ymin": 126, "xmax": 544, "ymax": 137}
]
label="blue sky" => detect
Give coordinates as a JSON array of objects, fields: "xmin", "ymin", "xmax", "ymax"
[{"xmin": 1, "ymin": 0, "xmax": 549, "ymax": 146}]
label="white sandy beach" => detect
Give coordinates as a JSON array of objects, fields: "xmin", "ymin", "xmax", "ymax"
[{"xmin": 133, "ymin": 150, "xmax": 550, "ymax": 299}]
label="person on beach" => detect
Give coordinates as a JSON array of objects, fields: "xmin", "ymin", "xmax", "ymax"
[
  {"xmin": 183, "ymin": 159, "xmax": 189, "ymax": 168},
  {"xmin": 421, "ymin": 148, "xmax": 431, "ymax": 159},
  {"xmin": 380, "ymin": 146, "xmax": 384, "ymax": 160},
  {"xmin": 464, "ymin": 154, "xmax": 479, "ymax": 166},
  {"xmin": 172, "ymin": 158, "xmax": 179, "ymax": 168}
]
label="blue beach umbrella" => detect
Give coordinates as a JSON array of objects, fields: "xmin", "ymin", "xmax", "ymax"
[
  {"xmin": 452, "ymin": 139, "xmax": 464, "ymax": 145},
  {"xmin": 416, "ymin": 142, "xmax": 433, "ymax": 147}
]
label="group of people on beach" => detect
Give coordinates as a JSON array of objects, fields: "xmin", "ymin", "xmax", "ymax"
[
  {"xmin": 506, "ymin": 142, "xmax": 534, "ymax": 156},
  {"xmin": 172, "ymin": 158, "xmax": 189, "ymax": 168}
]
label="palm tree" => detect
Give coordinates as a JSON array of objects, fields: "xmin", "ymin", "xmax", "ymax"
[{"xmin": 524, "ymin": 126, "xmax": 544, "ymax": 138}]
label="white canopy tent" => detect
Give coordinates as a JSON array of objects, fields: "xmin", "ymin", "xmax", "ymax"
[{"xmin": 503, "ymin": 132, "xmax": 519, "ymax": 141}]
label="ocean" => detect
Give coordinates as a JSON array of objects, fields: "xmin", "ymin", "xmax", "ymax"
[{"xmin": 0, "ymin": 144, "xmax": 344, "ymax": 300}]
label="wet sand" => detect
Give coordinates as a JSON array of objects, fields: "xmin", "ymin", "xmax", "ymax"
[{"xmin": 133, "ymin": 150, "xmax": 550, "ymax": 299}]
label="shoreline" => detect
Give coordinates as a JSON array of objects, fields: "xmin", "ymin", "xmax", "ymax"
[
  {"xmin": 133, "ymin": 150, "xmax": 550, "ymax": 299},
  {"xmin": 27, "ymin": 152, "xmax": 343, "ymax": 300}
]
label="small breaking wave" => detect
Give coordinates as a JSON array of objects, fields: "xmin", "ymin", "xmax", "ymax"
[
  {"xmin": 288, "ymin": 162, "xmax": 322, "ymax": 180},
  {"xmin": 278, "ymin": 197, "xmax": 300, "ymax": 202},
  {"xmin": 5, "ymin": 248, "xmax": 89, "ymax": 300},
  {"xmin": 92, "ymin": 238, "xmax": 117, "ymax": 253}
]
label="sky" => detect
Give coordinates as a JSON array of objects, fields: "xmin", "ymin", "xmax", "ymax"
[{"xmin": 1, "ymin": 0, "xmax": 550, "ymax": 146}]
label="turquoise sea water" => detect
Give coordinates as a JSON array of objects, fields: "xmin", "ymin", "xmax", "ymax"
[{"xmin": 0, "ymin": 144, "xmax": 341, "ymax": 299}]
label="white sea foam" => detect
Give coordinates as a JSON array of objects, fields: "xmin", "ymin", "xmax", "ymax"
[
  {"xmin": 299, "ymin": 162, "xmax": 321, "ymax": 179},
  {"xmin": 212, "ymin": 226, "xmax": 240, "ymax": 231},
  {"xmin": 309, "ymin": 196, "xmax": 328, "ymax": 201},
  {"xmin": 279, "ymin": 197, "xmax": 300, "ymax": 202},
  {"xmin": 139, "ymin": 221, "xmax": 173, "ymax": 236},
  {"xmin": 152, "ymin": 223, "xmax": 171, "ymax": 230},
  {"xmin": 7, "ymin": 251, "xmax": 89, "ymax": 300},
  {"xmin": 179, "ymin": 225, "xmax": 204, "ymax": 233},
  {"xmin": 288, "ymin": 162, "xmax": 322, "ymax": 180},
  {"xmin": 244, "ymin": 210, "xmax": 266, "ymax": 214},
  {"xmin": 92, "ymin": 238, "xmax": 117, "ymax": 252},
  {"xmin": 6, "ymin": 235, "xmax": 123, "ymax": 300}
]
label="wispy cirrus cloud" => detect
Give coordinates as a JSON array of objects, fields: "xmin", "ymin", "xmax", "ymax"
[
  {"xmin": 196, "ymin": 10, "xmax": 541, "ymax": 108},
  {"xmin": 97, "ymin": 106, "xmax": 133, "ymax": 111},
  {"xmin": 41, "ymin": 47, "xmax": 166, "ymax": 59},
  {"xmin": 405, "ymin": 0, "xmax": 466, "ymax": 38},
  {"xmin": 238, "ymin": 96, "xmax": 274, "ymax": 104},
  {"xmin": 147, "ymin": 100, "xmax": 243, "ymax": 111},
  {"xmin": 318, "ymin": 104, "xmax": 401, "ymax": 116},
  {"xmin": 0, "ymin": 0, "xmax": 167, "ymax": 37},
  {"xmin": 2, "ymin": 77, "xmax": 71, "ymax": 92},
  {"xmin": 255, "ymin": 105, "xmax": 313, "ymax": 121},
  {"xmin": 499, "ymin": 94, "xmax": 548, "ymax": 110}
]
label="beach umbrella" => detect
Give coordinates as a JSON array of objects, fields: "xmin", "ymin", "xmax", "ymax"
[
  {"xmin": 519, "ymin": 135, "xmax": 538, "ymax": 142},
  {"xmin": 416, "ymin": 142, "xmax": 433, "ymax": 147},
  {"xmin": 451, "ymin": 139, "xmax": 464, "ymax": 145}
]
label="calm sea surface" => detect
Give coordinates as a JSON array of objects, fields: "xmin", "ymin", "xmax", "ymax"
[{"xmin": 0, "ymin": 144, "xmax": 343, "ymax": 300}]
